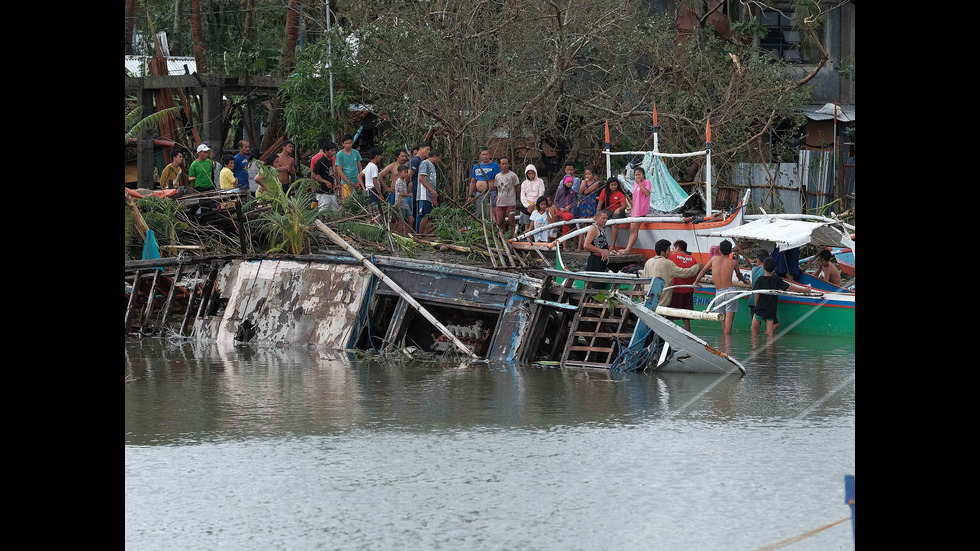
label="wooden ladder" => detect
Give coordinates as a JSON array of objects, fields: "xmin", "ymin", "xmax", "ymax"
[{"xmin": 561, "ymin": 284, "xmax": 633, "ymax": 369}]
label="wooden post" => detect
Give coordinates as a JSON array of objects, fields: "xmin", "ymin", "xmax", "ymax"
[
  {"xmin": 316, "ymin": 220, "xmax": 480, "ymax": 360},
  {"xmin": 196, "ymin": 263, "xmax": 220, "ymax": 320},
  {"xmin": 202, "ymin": 74, "xmax": 224, "ymax": 151},
  {"xmin": 381, "ymin": 297, "xmax": 412, "ymax": 352},
  {"xmin": 136, "ymin": 82, "xmax": 157, "ymax": 190},
  {"xmin": 233, "ymin": 197, "xmax": 248, "ymax": 254},
  {"xmin": 141, "ymin": 268, "xmax": 162, "ymax": 329},
  {"xmin": 179, "ymin": 264, "xmax": 202, "ymax": 336},
  {"xmin": 125, "ymin": 270, "xmax": 143, "ymax": 334},
  {"xmin": 157, "ymin": 263, "xmax": 186, "ymax": 332}
]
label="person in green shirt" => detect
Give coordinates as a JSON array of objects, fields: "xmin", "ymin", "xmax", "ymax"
[
  {"xmin": 188, "ymin": 143, "xmax": 215, "ymax": 191},
  {"xmin": 333, "ymin": 134, "xmax": 362, "ymax": 199}
]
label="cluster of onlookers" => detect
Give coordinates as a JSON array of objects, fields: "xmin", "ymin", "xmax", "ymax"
[{"xmin": 158, "ymin": 139, "xmax": 661, "ymax": 246}]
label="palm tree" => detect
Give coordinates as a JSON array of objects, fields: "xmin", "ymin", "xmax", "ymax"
[
  {"xmin": 190, "ymin": 0, "xmax": 207, "ymax": 73},
  {"xmin": 125, "ymin": 106, "xmax": 180, "ymax": 144}
]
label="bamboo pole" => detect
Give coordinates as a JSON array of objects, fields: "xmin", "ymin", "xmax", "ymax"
[{"xmin": 316, "ymin": 220, "xmax": 480, "ymax": 360}]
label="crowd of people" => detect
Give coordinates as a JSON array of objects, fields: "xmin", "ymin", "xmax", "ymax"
[
  {"xmin": 160, "ymin": 138, "xmax": 660, "ymax": 248},
  {"xmin": 157, "ymin": 138, "xmax": 845, "ymax": 338}
]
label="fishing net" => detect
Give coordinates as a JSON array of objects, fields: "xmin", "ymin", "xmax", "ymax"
[{"xmin": 617, "ymin": 153, "xmax": 690, "ymax": 213}]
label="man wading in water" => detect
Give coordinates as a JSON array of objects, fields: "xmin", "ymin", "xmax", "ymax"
[{"xmin": 694, "ymin": 240, "xmax": 748, "ymax": 335}]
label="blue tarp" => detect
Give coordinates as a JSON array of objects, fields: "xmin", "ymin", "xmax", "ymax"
[
  {"xmin": 142, "ymin": 229, "xmax": 161, "ymax": 261},
  {"xmin": 141, "ymin": 229, "xmax": 165, "ymax": 271}
]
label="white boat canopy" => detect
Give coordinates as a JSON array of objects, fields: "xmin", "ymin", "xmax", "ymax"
[{"xmin": 705, "ymin": 216, "xmax": 854, "ymax": 252}]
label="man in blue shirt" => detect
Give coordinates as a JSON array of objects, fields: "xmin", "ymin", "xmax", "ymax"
[
  {"xmin": 772, "ymin": 245, "xmax": 801, "ymax": 282},
  {"xmin": 468, "ymin": 147, "xmax": 501, "ymax": 219},
  {"xmin": 233, "ymin": 140, "xmax": 251, "ymax": 197}
]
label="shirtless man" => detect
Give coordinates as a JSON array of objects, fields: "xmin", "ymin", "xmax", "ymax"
[
  {"xmin": 274, "ymin": 140, "xmax": 297, "ymax": 189},
  {"xmin": 694, "ymin": 240, "xmax": 748, "ymax": 335},
  {"xmin": 813, "ymin": 249, "xmax": 842, "ymax": 287},
  {"xmin": 378, "ymin": 149, "xmax": 410, "ymax": 202}
]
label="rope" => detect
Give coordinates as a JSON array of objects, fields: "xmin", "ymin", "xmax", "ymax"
[{"xmin": 754, "ymin": 516, "xmax": 851, "ymax": 550}]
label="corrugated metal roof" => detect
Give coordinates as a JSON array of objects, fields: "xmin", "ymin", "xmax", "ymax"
[
  {"xmin": 125, "ymin": 55, "xmax": 198, "ymax": 77},
  {"xmin": 801, "ymin": 103, "xmax": 855, "ymax": 122}
]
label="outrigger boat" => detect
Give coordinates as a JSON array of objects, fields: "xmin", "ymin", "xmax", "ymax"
[
  {"xmin": 511, "ymin": 113, "xmax": 752, "ymax": 266},
  {"xmin": 509, "ymin": 114, "xmax": 854, "ymax": 342},
  {"xmin": 689, "ymin": 214, "xmax": 856, "ymax": 337}
]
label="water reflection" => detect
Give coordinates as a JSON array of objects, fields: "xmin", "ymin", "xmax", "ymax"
[
  {"xmin": 125, "ymin": 335, "xmax": 855, "ymax": 551},
  {"xmin": 125, "ymin": 331, "xmax": 853, "ymax": 446}
]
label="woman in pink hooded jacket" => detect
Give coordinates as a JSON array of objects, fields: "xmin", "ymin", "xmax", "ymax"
[{"xmin": 518, "ymin": 164, "xmax": 545, "ymax": 235}]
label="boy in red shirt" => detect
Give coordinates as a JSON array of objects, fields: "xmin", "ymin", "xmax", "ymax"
[{"xmin": 669, "ymin": 240, "xmax": 698, "ymax": 331}]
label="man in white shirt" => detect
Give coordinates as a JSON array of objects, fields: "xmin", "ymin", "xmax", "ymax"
[{"xmin": 359, "ymin": 147, "xmax": 384, "ymax": 221}]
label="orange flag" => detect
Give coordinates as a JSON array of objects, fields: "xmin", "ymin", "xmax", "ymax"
[
  {"xmin": 653, "ymin": 104, "xmax": 658, "ymax": 127},
  {"xmin": 604, "ymin": 120, "xmax": 610, "ymax": 144},
  {"xmin": 706, "ymin": 118, "xmax": 712, "ymax": 143}
]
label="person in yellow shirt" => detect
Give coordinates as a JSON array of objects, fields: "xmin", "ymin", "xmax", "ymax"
[
  {"xmin": 159, "ymin": 150, "xmax": 184, "ymax": 190},
  {"xmin": 219, "ymin": 155, "xmax": 237, "ymax": 190}
]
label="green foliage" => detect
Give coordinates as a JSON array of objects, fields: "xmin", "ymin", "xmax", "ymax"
[
  {"xmin": 136, "ymin": 195, "xmax": 187, "ymax": 245},
  {"xmin": 279, "ymin": 34, "xmax": 361, "ymax": 151},
  {"xmin": 247, "ymin": 161, "xmax": 321, "ymax": 254},
  {"xmin": 731, "ymin": 17, "xmax": 769, "ymax": 42},
  {"xmin": 130, "ymin": 0, "xmax": 286, "ymax": 72},
  {"xmin": 340, "ymin": 221, "xmax": 417, "ymax": 252},
  {"xmin": 125, "ymin": 105, "xmax": 180, "ymax": 143},
  {"xmin": 429, "ymin": 206, "xmax": 485, "ymax": 248}
]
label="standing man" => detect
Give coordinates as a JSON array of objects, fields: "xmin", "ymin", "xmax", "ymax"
[
  {"xmin": 358, "ymin": 147, "xmax": 385, "ymax": 221},
  {"xmin": 378, "ymin": 149, "xmax": 409, "ymax": 203},
  {"xmin": 416, "ymin": 148, "xmax": 442, "ymax": 235},
  {"xmin": 311, "ymin": 140, "xmax": 338, "ymax": 209},
  {"xmin": 274, "ymin": 140, "xmax": 297, "ymax": 190},
  {"xmin": 233, "ymin": 140, "xmax": 251, "ymax": 198},
  {"xmin": 159, "ymin": 150, "xmax": 184, "ymax": 190},
  {"xmin": 490, "ymin": 157, "xmax": 520, "ymax": 238},
  {"xmin": 310, "ymin": 137, "xmax": 331, "ymax": 172},
  {"xmin": 694, "ymin": 240, "xmax": 748, "ymax": 335},
  {"xmin": 668, "ymin": 240, "xmax": 699, "ymax": 331},
  {"xmin": 410, "ymin": 143, "xmax": 430, "ymax": 231},
  {"xmin": 641, "ymin": 239, "xmax": 702, "ymax": 310},
  {"xmin": 562, "ymin": 161, "xmax": 581, "ymax": 194},
  {"xmin": 334, "ymin": 134, "xmax": 362, "ymax": 199},
  {"xmin": 468, "ymin": 146, "xmax": 501, "ymax": 219},
  {"xmin": 188, "ymin": 143, "xmax": 215, "ymax": 192}
]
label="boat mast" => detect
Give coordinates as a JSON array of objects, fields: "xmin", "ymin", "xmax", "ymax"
[
  {"xmin": 652, "ymin": 104, "xmax": 659, "ymax": 154},
  {"xmin": 604, "ymin": 120, "xmax": 611, "ymax": 179},
  {"xmin": 705, "ymin": 118, "xmax": 712, "ymax": 217}
]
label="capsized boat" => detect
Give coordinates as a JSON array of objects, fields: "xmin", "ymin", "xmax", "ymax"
[{"xmin": 611, "ymin": 287, "xmax": 745, "ymax": 375}]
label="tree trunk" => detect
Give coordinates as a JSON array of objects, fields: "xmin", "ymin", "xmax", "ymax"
[
  {"xmin": 190, "ymin": 0, "xmax": 207, "ymax": 73},
  {"xmin": 280, "ymin": 0, "xmax": 301, "ymax": 74},
  {"xmin": 125, "ymin": 0, "xmax": 136, "ymax": 54},
  {"xmin": 261, "ymin": 0, "xmax": 301, "ymax": 153},
  {"xmin": 242, "ymin": 0, "xmax": 255, "ymax": 41},
  {"xmin": 172, "ymin": 0, "xmax": 182, "ymax": 56}
]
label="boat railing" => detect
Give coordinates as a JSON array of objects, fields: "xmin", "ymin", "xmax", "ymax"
[{"xmin": 701, "ymin": 287, "xmax": 827, "ymax": 313}]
